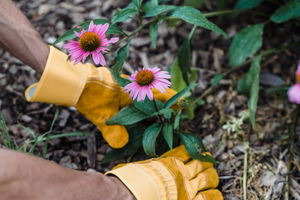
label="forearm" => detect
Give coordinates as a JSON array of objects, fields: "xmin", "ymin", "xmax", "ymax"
[
  {"xmin": 0, "ymin": 0, "xmax": 48, "ymax": 74},
  {"xmin": 0, "ymin": 149, "xmax": 135, "ymax": 200}
]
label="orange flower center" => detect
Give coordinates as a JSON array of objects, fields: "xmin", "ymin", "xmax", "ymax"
[
  {"xmin": 136, "ymin": 70, "xmax": 155, "ymax": 86},
  {"xmin": 297, "ymin": 73, "xmax": 300, "ymax": 83},
  {"xmin": 79, "ymin": 32, "xmax": 101, "ymax": 52}
]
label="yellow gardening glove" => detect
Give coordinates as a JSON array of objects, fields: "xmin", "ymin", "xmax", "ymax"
[
  {"xmin": 106, "ymin": 145, "xmax": 223, "ymax": 200},
  {"xmin": 24, "ymin": 46, "xmax": 178, "ymax": 149}
]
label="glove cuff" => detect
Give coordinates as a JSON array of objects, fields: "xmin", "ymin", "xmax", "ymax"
[
  {"xmin": 25, "ymin": 46, "xmax": 87, "ymax": 106},
  {"xmin": 106, "ymin": 164, "xmax": 160, "ymax": 200}
]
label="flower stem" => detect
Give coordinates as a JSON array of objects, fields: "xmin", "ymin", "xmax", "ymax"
[
  {"xmin": 152, "ymin": 99, "xmax": 164, "ymax": 125},
  {"xmin": 285, "ymin": 104, "xmax": 300, "ymax": 199},
  {"xmin": 187, "ymin": 42, "xmax": 300, "ymax": 109}
]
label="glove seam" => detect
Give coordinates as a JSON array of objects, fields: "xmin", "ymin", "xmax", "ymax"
[
  {"xmin": 71, "ymin": 63, "xmax": 87, "ymax": 106},
  {"xmin": 86, "ymin": 80, "xmax": 123, "ymax": 91},
  {"xmin": 149, "ymin": 162, "xmax": 172, "ymax": 200},
  {"xmin": 172, "ymin": 158, "xmax": 191, "ymax": 200},
  {"xmin": 132, "ymin": 164, "xmax": 161, "ymax": 200}
]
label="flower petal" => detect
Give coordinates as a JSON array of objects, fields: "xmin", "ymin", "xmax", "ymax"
[{"xmin": 88, "ymin": 20, "xmax": 95, "ymax": 32}]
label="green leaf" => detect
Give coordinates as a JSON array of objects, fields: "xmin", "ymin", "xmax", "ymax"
[
  {"xmin": 174, "ymin": 109, "xmax": 182, "ymax": 129},
  {"xmin": 167, "ymin": 6, "xmax": 228, "ymax": 38},
  {"xmin": 149, "ymin": 22, "xmax": 158, "ymax": 48},
  {"xmin": 102, "ymin": 126, "xmax": 146, "ymax": 163},
  {"xmin": 271, "ymin": 0, "xmax": 300, "ymax": 23},
  {"xmin": 164, "ymin": 83, "xmax": 198, "ymax": 109},
  {"xmin": 106, "ymin": 67, "xmax": 132, "ymax": 87},
  {"xmin": 248, "ymin": 57, "xmax": 261, "ymax": 128},
  {"xmin": 178, "ymin": 38, "xmax": 192, "ymax": 86},
  {"xmin": 52, "ymin": 19, "xmax": 124, "ymax": 45},
  {"xmin": 133, "ymin": 96, "xmax": 156, "ymax": 115},
  {"xmin": 106, "ymin": 104, "xmax": 150, "ymax": 125},
  {"xmin": 237, "ymin": 72, "xmax": 252, "ymax": 96},
  {"xmin": 145, "ymin": 5, "xmax": 177, "ymax": 17},
  {"xmin": 211, "ymin": 73, "xmax": 223, "ymax": 87},
  {"xmin": 112, "ymin": 40, "xmax": 132, "ymax": 75},
  {"xmin": 163, "ymin": 124, "xmax": 173, "ymax": 150},
  {"xmin": 171, "ymin": 58, "xmax": 197, "ymax": 98},
  {"xmin": 234, "ymin": 0, "xmax": 264, "ymax": 10},
  {"xmin": 179, "ymin": 131, "xmax": 216, "ymax": 164},
  {"xmin": 151, "ymin": 0, "xmax": 158, "ymax": 8},
  {"xmin": 151, "ymin": 108, "xmax": 175, "ymax": 116},
  {"xmin": 142, "ymin": 124, "xmax": 162, "ymax": 157},
  {"xmin": 164, "ymin": 112, "xmax": 172, "ymax": 119},
  {"xmin": 132, "ymin": 0, "xmax": 141, "ymax": 7},
  {"xmin": 157, "ymin": 15, "xmax": 165, "ymax": 23},
  {"xmin": 112, "ymin": 8, "xmax": 138, "ymax": 24},
  {"xmin": 229, "ymin": 23, "xmax": 264, "ymax": 67},
  {"xmin": 266, "ymin": 86, "xmax": 290, "ymax": 100}
]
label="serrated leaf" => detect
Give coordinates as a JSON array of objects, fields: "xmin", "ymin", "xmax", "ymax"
[
  {"xmin": 271, "ymin": 0, "xmax": 300, "ymax": 23},
  {"xmin": 112, "ymin": 40, "xmax": 132, "ymax": 75},
  {"xmin": 164, "ymin": 83, "xmax": 198, "ymax": 109},
  {"xmin": 229, "ymin": 23, "xmax": 264, "ymax": 67},
  {"xmin": 163, "ymin": 124, "xmax": 173, "ymax": 150},
  {"xmin": 102, "ymin": 126, "xmax": 146, "ymax": 162},
  {"xmin": 133, "ymin": 96, "xmax": 156, "ymax": 115},
  {"xmin": 149, "ymin": 22, "xmax": 158, "ymax": 48},
  {"xmin": 167, "ymin": 6, "xmax": 228, "ymax": 38},
  {"xmin": 112, "ymin": 8, "xmax": 138, "ymax": 24},
  {"xmin": 106, "ymin": 67, "xmax": 132, "ymax": 87},
  {"xmin": 179, "ymin": 132, "xmax": 216, "ymax": 164},
  {"xmin": 151, "ymin": 108, "xmax": 175, "ymax": 116},
  {"xmin": 106, "ymin": 104, "xmax": 150, "ymax": 125},
  {"xmin": 52, "ymin": 19, "xmax": 123, "ymax": 45},
  {"xmin": 145, "ymin": 5, "xmax": 177, "ymax": 17},
  {"xmin": 248, "ymin": 57, "xmax": 261, "ymax": 128},
  {"xmin": 211, "ymin": 73, "xmax": 223, "ymax": 87},
  {"xmin": 142, "ymin": 124, "xmax": 162, "ymax": 157},
  {"xmin": 234, "ymin": 0, "xmax": 264, "ymax": 10}
]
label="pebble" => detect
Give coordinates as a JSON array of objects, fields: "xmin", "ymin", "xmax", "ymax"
[
  {"xmin": 22, "ymin": 115, "xmax": 32, "ymax": 122},
  {"xmin": 59, "ymin": 109, "xmax": 70, "ymax": 127},
  {"xmin": 9, "ymin": 65, "xmax": 19, "ymax": 76},
  {"xmin": 2, "ymin": 109, "xmax": 13, "ymax": 124},
  {"xmin": 38, "ymin": 4, "xmax": 51, "ymax": 15}
]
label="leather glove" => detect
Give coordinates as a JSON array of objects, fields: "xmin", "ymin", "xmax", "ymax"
[
  {"xmin": 106, "ymin": 145, "xmax": 223, "ymax": 200},
  {"xmin": 25, "ymin": 46, "xmax": 178, "ymax": 148}
]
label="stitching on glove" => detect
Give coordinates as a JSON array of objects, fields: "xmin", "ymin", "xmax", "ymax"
[
  {"xmin": 203, "ymin": 172, "xmax": 209, "ymax": 190},
  {"xmin": 157, "ymin": 160, "xmax": 178, "ymax": 188},
  {"xmin": 202, "ymin": 194, "xmax": 207, "ymax": 200},
  {"xmin": 149, "ymin": 162, "xmax": 172, "ymax": 200},
  {"xmin": 71, "ymin": 64, "xmax": 87, "ymax": 106},
  {"xmin": 131, "ymin": 164, "xmax": 161, "ymax": 200},
  {"xmin": 86, "ymin": 80, "xmax": 123, "ymax": 91},
  {"xmin": 172, "ymin": 158, "xmax": 191, "ymax": 200}
]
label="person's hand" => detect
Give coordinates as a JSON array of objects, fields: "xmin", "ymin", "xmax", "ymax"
[
  {"xmin": 106, "ymin": 145, "xmax": 223, "ymax": 200},
  {"xmin": 25, "ymin": 46, "xmax": 178, "ymax": 149}
]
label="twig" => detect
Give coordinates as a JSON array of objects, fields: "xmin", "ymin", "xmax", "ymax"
[
  {"xmin": 285, "ymin": 104, "xmax": 300, "ymax": 200},
  {"xmin": 243, "ymin": 142, "xmax": 249, "ymax": 200}
]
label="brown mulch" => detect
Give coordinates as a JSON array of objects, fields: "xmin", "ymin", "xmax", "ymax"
[{"xmin": 1, "ymin": 0, "xmax": 300, "ymax": 199}]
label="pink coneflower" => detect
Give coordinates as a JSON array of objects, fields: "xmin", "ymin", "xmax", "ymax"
[
  {"xmin": 288, "ymin": 61, "xmax": 300, "ymax": 104},
  {"xmin": 63, "ymin": 21, "xmax": 119, "ymax": 66},
  {"xmin": 124, "ymin": 67, "xmax": 172, "ymax": 102}
]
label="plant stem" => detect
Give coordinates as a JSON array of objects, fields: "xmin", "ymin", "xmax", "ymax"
[
  {"xmin": 187, "ymin": 42, "xmax": 300, "ymax": 109},
  {"xmin": 202, "ymin": 9, "xmax": 269, "ymax": 18},
  {"xmin": 285, "ymin": 104, "xmax": 300, "ymax": 199},
  {"xmin": 105, "ymin": 19, "xmax": 158, "ymax": 54},
  {"xmin": 152, "ymin": 99, "xmax": 164, "ymax": 125},
  {"xmin": 243, "ymin": 142, "xmax": 249, "ymax": 200}
]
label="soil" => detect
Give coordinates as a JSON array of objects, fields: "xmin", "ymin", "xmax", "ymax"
[{"xmin": 1, "ymin": 0, "xmax": 300, "ymax": 199}]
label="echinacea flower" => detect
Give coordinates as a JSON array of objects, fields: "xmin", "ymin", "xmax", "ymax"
[
  {"xmin": 124, "ymin": 67, "xmax": 172, "ymax": 102},
  {"xmin": 288, "ymin": 61, "xmax": 300, "ymax": 104},
  {"xmin": 63, "ymin": 21, "xmax": 119, "ymax": 66}
]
